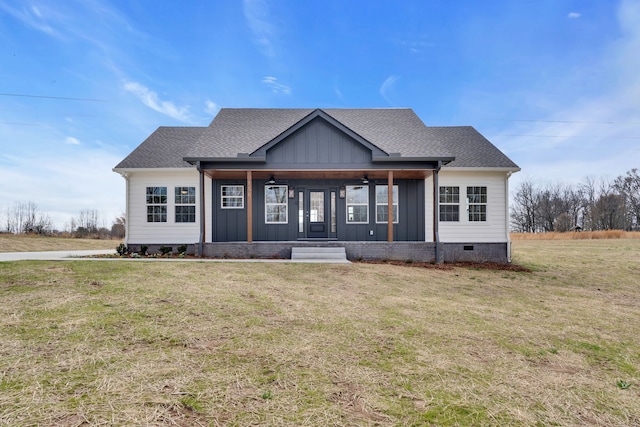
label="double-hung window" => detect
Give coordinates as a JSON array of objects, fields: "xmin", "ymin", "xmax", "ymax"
[
  {"xmin": 375, "ymin": 185, "xmax": 398, "ymax": 223},
  {"xmin": 439, "ymin": 186, "xmax": 459, "ymax": 222},
  {"xmin": 467, "ymin": 186, "xmax": 487, "ymax": 222},
  {"xmin": 265, "ymin": 185, "xmax": 287, "ymax": 223},
  {"xmin": 346, "ymin": 185, "xmax": 368, "ymax": 223},
  {"xmin": 146, "ymin": 187, "xmax": 167, "ymax": 222},
  {"xmin": 221, "ymin": 185, "xmax": 244, "ymax": 209},
  {"xmin": 175, "ymin": 187, "xmax": 196, "ymax": 223}
]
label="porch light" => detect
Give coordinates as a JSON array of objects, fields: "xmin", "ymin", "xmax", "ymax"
[
  {"xmin": 266, "ymin": 175, "xmax": 276, "ymax": 185},
  {"xmin": 361, "ymin": 175, "xmax": 369, "ymax": 184}
]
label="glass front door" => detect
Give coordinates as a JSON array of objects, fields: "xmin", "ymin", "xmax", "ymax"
[{"xmin": 307, "ymin": 190, "xmax": 328, "ymax": 238}]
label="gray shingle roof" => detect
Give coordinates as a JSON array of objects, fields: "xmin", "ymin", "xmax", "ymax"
[
  {"xmin": 114, "ymin": 108, "xmax": 519, "ymax": 170},
  {"xmin": 114, "ymin": 127, "xmax": 207, "ymax": 169},
  {"xmin": 427, "ymin": 126, "xmax": 520, "ymax": 169}
]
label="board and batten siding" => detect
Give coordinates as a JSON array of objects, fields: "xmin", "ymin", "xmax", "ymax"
[
  {"xmin": 426, "ymin": 170, "xmax": 510, "ymax": 243},
  {"xmin": 126, "ymin": 169, "xmax": 202, "ymax": 244}
]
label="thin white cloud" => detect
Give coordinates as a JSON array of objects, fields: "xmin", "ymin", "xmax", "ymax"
[
  {"xmin": 262, "ymin": 76, "xmax": 292, "ymax": 95},
  {"xmin": 568, "ymin": 12, "xmax": 581, "ymax": 19},
  {"xmin": 380, "ymin": 75, "xmax": 400, "ymax": 105},
  {"xmin": 243, "ymin": 0, "xmax": 277, "ymax": 57},
  {"xmin": 123, "ymin": 81, "xmax": 191, "ymax": 122},
  {"xmin": 65, "ymin": 136, "xmax": 80, "ymax": 145},
  {"xmin": 205, "ymin": 100, "xmax": 219, "ymax": 115},
  {"xmin": 0, "ymin": 2, "xmax": 63, "ymax": 38}
]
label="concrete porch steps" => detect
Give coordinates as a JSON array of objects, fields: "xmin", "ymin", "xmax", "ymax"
[{"xmin": 291, "ymin": 246, "xmax": 348, "ymax": 262}]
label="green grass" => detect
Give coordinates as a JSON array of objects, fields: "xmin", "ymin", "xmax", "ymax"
[{"xmin": 0, "ymin": 239, "xmax": 639, "ymax": 426}]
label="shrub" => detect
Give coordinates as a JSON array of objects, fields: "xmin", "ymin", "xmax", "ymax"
[
  {"xmin": 140, "ymin": 245, "xmax": 148, "ymax": 256},
  {"xmin": 159, "ymin": 246, "xmax": 173, "ymax": 256},
  {"xmin": 116, "ymin": 243, "xmax": 128, "ymax": 256},
  {"xmin": 178, "ymin": 244, "xmax": 188, "ymax": 255}
]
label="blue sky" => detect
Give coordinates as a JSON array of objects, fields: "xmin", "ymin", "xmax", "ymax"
[{"xmin": 1, "ymin": 0, "xmax": 639, "ymax": 229}]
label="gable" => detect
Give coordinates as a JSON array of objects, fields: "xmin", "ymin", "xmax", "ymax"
[{"xmin": 255, "ymin": 116, "xmax": 387, "ymax": 168}]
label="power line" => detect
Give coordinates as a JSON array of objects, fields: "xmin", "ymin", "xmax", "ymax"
[
  {"xmin": 0, "ymin": 92, "xmax": 108, "ymax": 102},
  {"xmin": 498, "ymin": 134, "xmax": 640, "ymax": 139},
  {"xmin": 485, "ymin": 118, "xmax": 640, "ymax": 125}
]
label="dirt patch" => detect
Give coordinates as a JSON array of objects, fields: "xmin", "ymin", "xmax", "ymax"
[{"xmin": 357, "ymin": 259, "xmax": 532, "ymax": 272}]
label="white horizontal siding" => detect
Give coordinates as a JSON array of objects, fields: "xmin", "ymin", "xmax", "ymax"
[
  {"xmin": 424, "ymin": 174, "xmax": 435, "ymax": 242},
  {"xmin": 126, "ymin": 170, "xmax": 201, "ymax": 244},
  {"xmin": 427, "ymin": 170, "xmax": 509, "ymax": 243}
]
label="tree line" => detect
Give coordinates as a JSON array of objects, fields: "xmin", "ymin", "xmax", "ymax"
[
  {"xmin": 511, "ymin": 168, "xmax": 640, "ymax": 233},
  {"xmin": 1, "ymin": 202, "xmax": 125, "ymax": 239}
]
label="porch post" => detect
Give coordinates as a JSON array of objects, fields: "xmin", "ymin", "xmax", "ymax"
[
  {"xmin": 387, "ymin": 170, "xmax": 393, "ymax": 243},
  {"xmin": 197, "ymin": 162, "xmax": 205, "ymax": 257},
  {"xmin": 246, "ymin": 170, "xmax": 253, "ymax": 243},
  {"xmin": 434, "ymin": 162, "xmax": 442, "ymax": 263}
]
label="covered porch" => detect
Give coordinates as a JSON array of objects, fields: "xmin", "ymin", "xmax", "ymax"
[{"xmin": 196, "ymin": 167, "xmax": 442, "ymax": 259}]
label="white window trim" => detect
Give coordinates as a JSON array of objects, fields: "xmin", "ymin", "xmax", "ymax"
[
  {"xmin": 375, "ymin": 185, "xmax": 399, "ymax": 224},
  {"xmin": 174, "ymin": 187, "xmax": 196, "ymax": 223},
  {"xmin": 146, "ymin": 186, "xmax": 167, "ymax": 223},
  {"xmin": 346, "ymin": 185, "xmax": 369, "ymax": 224},
  {"xmin": 439, "ymin": 186, "xmax": 460, "ymax": 222},
  {"xmin": 467, "ymin": 186, "xmax": 487, "ymax": 222},
  {"xmin": 265, "ymin": 185, "xmax": 288, "ymax": 224},
  {"xmin": 221, "ymin": 185, "xmax": 245, "ymax": 209}
]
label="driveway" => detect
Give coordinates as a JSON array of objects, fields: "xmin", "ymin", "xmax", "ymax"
[
  {"xmin": 0, "ymin": 250, "xmax": 350, "ymax": 263},
  {"xmin": 0, "ymin": 249, "xmax": 116, "ymax": 261}
]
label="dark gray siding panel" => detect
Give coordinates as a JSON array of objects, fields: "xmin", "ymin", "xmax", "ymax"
[
  {"xmin": 253, "ymin": 179, "xmax": 298, "ymax": 241},
  {"xmin": 370, "ymin": 180, "xmax": 425, "ymax": 241},
  {"xmin": 265, "ymin": 117, "xmax": 377, "ymax": 167},
  {"xmin": 213, "ymin": 180, "xmax": 247, "ymax": 242},
  {"xmin": 213, "ymin": 178, "xmax": 426, "ymax": 243}
]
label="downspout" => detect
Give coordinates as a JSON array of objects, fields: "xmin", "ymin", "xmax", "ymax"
[
  {"xmin": 506, "ymin": 171, "xmax": 513, "ymax": 263},
  {"xmin": 434, "ymin": 161, "xmax": 442, "ymax": 264},
  {"xmin": 197, "ymin": 162, "xmax": 205, "ymax": 257},
  {"xmin": 118, "ymin": 172, "xmax": 130, "ymax": 245}
]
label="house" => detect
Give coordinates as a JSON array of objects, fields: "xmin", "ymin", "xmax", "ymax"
[{"xmin": 113, "ymin": 108, "xmax": 520, "ymax": 262}]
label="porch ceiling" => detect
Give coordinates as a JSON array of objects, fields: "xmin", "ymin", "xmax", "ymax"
[{"xmin": 204, "ymin": 169, "xmax": 434, "ymax": 180}]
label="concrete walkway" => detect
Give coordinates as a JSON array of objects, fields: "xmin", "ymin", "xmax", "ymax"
[{"xmin": 0, "ymin": 250, "xmax": 351, "ymax": 263}]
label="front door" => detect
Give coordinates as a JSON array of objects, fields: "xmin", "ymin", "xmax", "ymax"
[{"xmin": 307, "ymin": 189, "xmax": 328, "ymax": 238}]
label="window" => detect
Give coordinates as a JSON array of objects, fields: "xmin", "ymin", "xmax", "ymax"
[
  {"xmin": 375, "ymin": 185, "xmax": 398, "ymax": 223},
  {"xmin": 467, "ymin": 186, "xmax": 487, "ymax": 222},
  {"xmin": 175, "ymin": 187, "xmax": 196, "ymax": 223},
  {"xmin": 439, "ymin": 186, "xmax": 459, "ymax": 222},
  {"xmin": 221, "ymin": 185, "xmax": 244, "ymax": 209},
  {"xmin": 346, "ymin": 185, "xmax": 368, "ymax": 223},
  {"xmin": 146, "ymin": 187, "xmax": 167, "ymax": 222},
  {"xmin": 265, "ymin": 185, "xmax": 287, "ymax": 223}
]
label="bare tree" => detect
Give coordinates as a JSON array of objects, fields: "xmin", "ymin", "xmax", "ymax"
[
  {"xmin": 511, "ymin": 179, "xmax": 540, "ymax": 232},
  {"xmin": 614, "ymin": 168, "xmax": 640, "ymax": 230},
  {"xmin": 111, "ymin": 213, "xmax": 126, "ymax": 238},
  {"xmin": 73, "ymin": 209, "xmax": 100, "ymax": 235},
  {"xmin": 3, "ymin": 201, "xmax": 53, "ymax": 235}
]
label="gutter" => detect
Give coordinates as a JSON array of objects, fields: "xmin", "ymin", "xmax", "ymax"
[
  {"xmin": 506, "ymin": 171, "xmax": 513, "ymax": 262},
  {"xmin": 434, "ymin": 161, "xmax": 442, "ymax": 264},
  {"xmin": 116, "ymin": 171, "xmax": 130, "ymax": 245}
]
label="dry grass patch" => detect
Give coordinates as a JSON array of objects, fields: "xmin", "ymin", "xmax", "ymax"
[
  {"xmin": 1, "ymin": 240, "xmax": 639, "ymax": 426},
  {"xmin": 512, "ymin": 230, "xmax": 640, "ymax": 240},
  {"xmin": 0, "ymin": 234, "xmax": 119, "ymax": 252}
]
